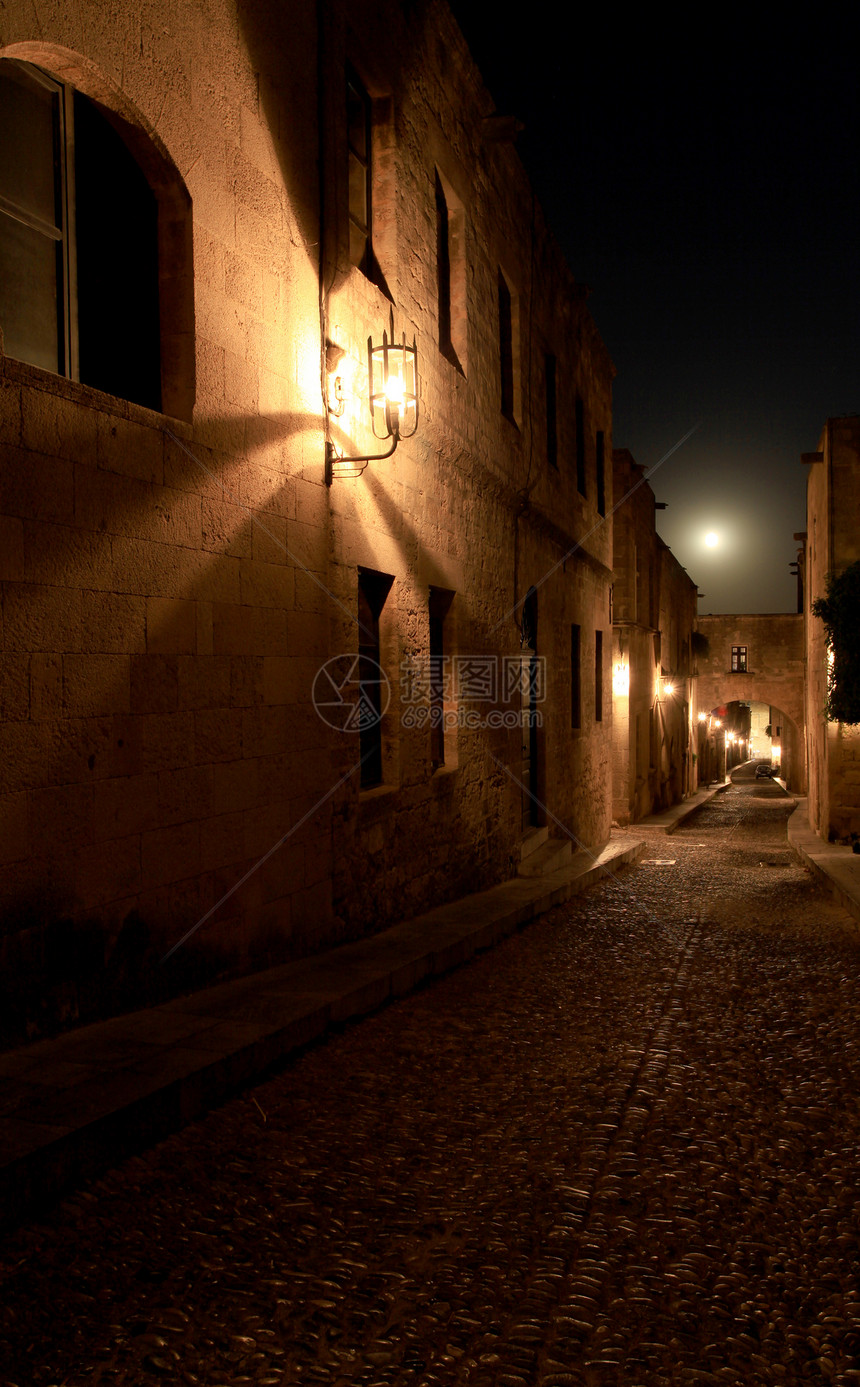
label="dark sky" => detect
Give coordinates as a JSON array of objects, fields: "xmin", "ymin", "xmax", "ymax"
[{"xmin": 450, "ymin": 9, "xmax": 859, "ymax": 613}]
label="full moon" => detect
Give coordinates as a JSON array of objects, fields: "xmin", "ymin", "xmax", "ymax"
[{"xmin": 705, "ymin": 531, "xmax": 719, "ymax": 548}]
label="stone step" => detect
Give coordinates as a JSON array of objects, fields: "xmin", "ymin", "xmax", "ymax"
[
  {"xmin": 518, "ymin": 837, "xmax": 573, "ymax": 877},
  {"xmin": 520, "ymin": 826, "xmax": 549, "ymax": 861}
]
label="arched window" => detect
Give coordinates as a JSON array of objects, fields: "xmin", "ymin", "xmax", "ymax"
[{"xmin": 0, "ymin": 56, "xmax": 193, "ymax": 417}]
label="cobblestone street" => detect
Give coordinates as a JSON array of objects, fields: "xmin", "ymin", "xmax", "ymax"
[{"xmin": 3, "ymin": 772, "xmax": 860, "ymax": 1386}]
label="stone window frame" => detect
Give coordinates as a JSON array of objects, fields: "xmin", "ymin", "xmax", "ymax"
[
  {"xmin": 0, "ymin": 47, "xmax": 195, "ymax": 421},
  {"xmin": 434, "ymin": 168, "xmax": 467, "ymax": 374},
  {"xmin": 732, "ymin": 645, "xmax": 748, "ymax": 672},
  {"xmin": 497, "ymin": 266, "xmax": 521, "ymax": 425},
  {"xmin": 345, "ymin": 61, "xmax": 394, "ymax": 298}
]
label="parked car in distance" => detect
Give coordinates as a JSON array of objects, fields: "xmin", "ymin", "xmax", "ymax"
[{"xmin": 755, "ymin": 763, "xmax": 776, "ymax": 779}]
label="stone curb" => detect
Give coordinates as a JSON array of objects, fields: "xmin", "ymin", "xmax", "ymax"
[
  {"xmin": 634, "ymin": 780, "xmax": 732, "ymax": 835},
  {"xmin": 787, "ymin": 797, "xmax": 860, "ymax": 929},
  {"xmin": 0, "ymin": 833, "xmax": 645, "ymax": 1231}
]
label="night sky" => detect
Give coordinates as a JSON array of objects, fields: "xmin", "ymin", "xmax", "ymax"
[{"xmin": 451, "ymin": 10, "xmax": 859, "ymax": 614}]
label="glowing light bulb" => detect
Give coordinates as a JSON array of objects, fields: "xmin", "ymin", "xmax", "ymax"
[{"xmin": 385, "ymin": 374, "xmax": 404, "ymax": 405}]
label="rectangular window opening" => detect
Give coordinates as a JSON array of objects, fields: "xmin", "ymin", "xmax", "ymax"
[
  {"xmin": 576, "ymin": 395, "xmax": 586, "ymax": 495},
  {"xmin": 732, "ymin": 645, "xmax": 748, "ymax": 672},
  {"xmin": 571, "ymin": 623, "xmax": 581, "ymax": 730},
  {"xmin": 596, "ymin": 429, "xmax": 605, "ymax": 515},
  {"xmin": 347, "ymin": 69, "xmax": 371, "ymax": 273},
  {"xmin": 595, "ymin": 628, "xmax": 603, "ymax": 723},
  {"xmin": 358, "ymin": 568, "xmax": 394, "ymax": 789},
  {"xmin": 346, "ymin": 68, "xmax": 390, "ymax": 294},
  {"xmin": 435, "ymin": 171, "xmax": 467, "ymax": 373},
  {"xmin": 545, "ymin": 353, "xmax": 558, "ymax": 469},
  {"xmin": 498, "ymin": 269, "xmax": 516, "ymax": 421}
]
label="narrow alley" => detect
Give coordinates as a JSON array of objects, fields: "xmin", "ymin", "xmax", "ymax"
[{"xmin": 2, "ymin": 772, "xmax": 859, "ymax": 1386}]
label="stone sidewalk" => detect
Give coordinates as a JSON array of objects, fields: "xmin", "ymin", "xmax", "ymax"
[
  {"xmin": 787, "ymin": 794, "xmax": 860, "ymax": 927},
  {"xmin": 1, "ymin": 776, "xmax": 851, "ymax": 1232}
]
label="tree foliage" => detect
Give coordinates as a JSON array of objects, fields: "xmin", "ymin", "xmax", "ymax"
[{"xmin": 811, "ymin": 561, "xmax": 860, "ymax": 724}]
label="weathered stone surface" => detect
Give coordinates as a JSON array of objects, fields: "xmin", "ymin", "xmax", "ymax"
[
  {"xmin": 0, "ymin": 0, "xmax": 614, "ymax": 1041},
  {"xmin": 2, "ymin": 773, "xmax": 860, "ymax": 1383}
]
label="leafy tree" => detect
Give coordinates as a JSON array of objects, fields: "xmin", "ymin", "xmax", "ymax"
[{"xmin": 812, "ymin": 560, "xmax": 860, "ymax": 723}]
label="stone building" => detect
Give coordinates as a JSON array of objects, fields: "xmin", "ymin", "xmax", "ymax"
[
  {"xmin": 610, "ymin": 449, "xmax": 698, "ymax": 825},
  {"xmin": 0, "ymin": 0, "xmax": 614, "ymax": 1039},
  {"xmin": 695, "ymin": 613, "xmax": 806, "ymax": 792},
  {"xmin": 801, "ymin": 415, "xmax": 860, "ymax": 842}
]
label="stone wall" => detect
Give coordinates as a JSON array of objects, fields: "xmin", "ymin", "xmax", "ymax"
[
  {"xmin": 803, "ymin": 416, "xmax": 860, "ymax": 841},
  {"xmin": 611, "ymin": 450, "xmax": 698, "ymax": 824},
  {"xmin": 0, "ymin": 0, "xmax": 614, "ymax": 1042},
  {"xmin": 696, "ymin": 613, "xmax": 806, "ymax": 792}
]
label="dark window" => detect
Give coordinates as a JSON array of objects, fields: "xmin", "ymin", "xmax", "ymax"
[
  {"xmin": 576, "ymin": 395, "xmax": 586, "ymax": 495},
  {"xmin": 498, "ymin": 270, "xmax": 515, "ymax": 420},
  {"xmin": 595, "ymin": 629, "xmax": 603, "ymax": 722},
  {"xmin": 0, "ymin": 60, "xmax": 161, "ymax": 410},
  {"xmin": 596, "ymin": 429, "xmax": 605, "ymax": 515},
  {"xmin": 571, "ymin": 623, "xmax": 581, "ymax": 730},
  {"xmin": 731, "ymin": 645, "xmax": 747, "ymax": 672},
  {"xmin": 545, "ymin": 353, "xmax": 558, "ymax": 469},
  {"xmin": 357, "ymin": 569, "xmax": 393, "ymax": 788},
  {"xmin": 74, "ymin": 93, "xmax": 160, "ymax": 409},
  {"xmin": 435, "ymin": 174, "xmax": 451, "ymax": 356},
  {"xmin": 435, "ymin": 173, "xmax": 456, "ymax": 368},
  {"xmin": 347, "ymin": 69, "xmax": 372, "ymax": 273},
  {"xmin": 435, "ymin": 171, "xmax": 466, "ymax": 372},
  {"xmin": 429, "ymin": 587, "xmax": 453, "ymax": 769}
]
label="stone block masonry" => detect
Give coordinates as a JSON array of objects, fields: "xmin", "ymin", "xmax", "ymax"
[{"xmin": 0, "ymin": 0, "xmax": 613, "ymax": 1045}]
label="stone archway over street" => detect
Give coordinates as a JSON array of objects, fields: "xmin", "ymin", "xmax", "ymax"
[{"xmin": 696, "ymin": 614, "xmax": 806, "ymax": 791}]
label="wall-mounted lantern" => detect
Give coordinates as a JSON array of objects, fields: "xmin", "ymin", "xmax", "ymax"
[{"xmin": 326, "ymin": 311, "xmax": 419, "ymax": 484}]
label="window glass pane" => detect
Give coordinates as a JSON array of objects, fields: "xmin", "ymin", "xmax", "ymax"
[
  {"xmin": 74, "ymin": 92, "xmax": 161, "ymax": 411},
  {"xmin": 0, "ymin": 63, "xmax": 60, "ymax": 228},
  {"xmin": 0, "ymin": 213, "xmax": 60, "ymax": 370}
]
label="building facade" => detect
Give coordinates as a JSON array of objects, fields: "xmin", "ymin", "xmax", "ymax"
[
  {"xmin": 802, "ymin": 415, "xmax": 860, "ymax": 843},
  {"xmin": 0, "ymin": 0, "xmax": 614, "ymax": 1040},
  {"xmin": 696, "ymin": 614, "xmax": 806, "ymax": 792},
  {"xmin": 610, "ymin": 449, "xmax": 698, "ymax": 825}
]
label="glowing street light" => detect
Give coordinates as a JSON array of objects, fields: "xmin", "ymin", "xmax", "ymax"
[{"xmin": 326, "ymin": 310, "xmax": 419, "ymax": 483}]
